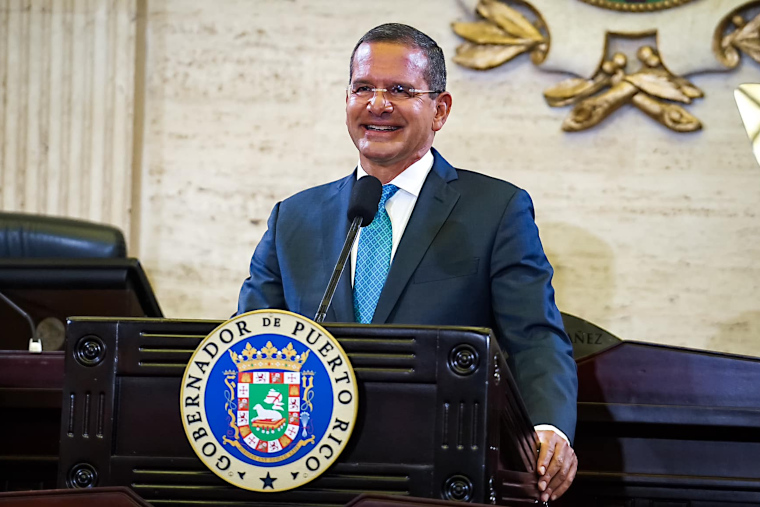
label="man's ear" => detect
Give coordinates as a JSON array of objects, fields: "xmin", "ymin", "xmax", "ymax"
[{"xmin": 432, "ymin": 92, "xmax": 453, "ymax": 132}]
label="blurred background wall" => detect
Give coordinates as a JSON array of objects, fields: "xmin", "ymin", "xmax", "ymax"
[{"xmin": 2, "ymin": 0, "xmax": 759, "ymax": 356}]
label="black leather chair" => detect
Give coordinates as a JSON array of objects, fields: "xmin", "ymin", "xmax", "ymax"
[
  {"xmin": 0, "ymin": 212, "xmax": 126, "ymax": 258},
  {"xmin": 0, "ymin": 212, "xmax": 148, "ymax": 353},
  {"xmin": 0, "ymin": 213, "xmax": 160, "ymax": 335}
]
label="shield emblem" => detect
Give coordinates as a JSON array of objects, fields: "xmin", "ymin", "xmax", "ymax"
[
  {"xmin": 181, "ymin": 311, "xmax": 359, "ymax": 492},
  {"xmin": 236, "ymin": 371, "xmax": 301, "ymax": 453}
]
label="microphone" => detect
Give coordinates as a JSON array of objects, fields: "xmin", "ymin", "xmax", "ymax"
[
  {"xmin": 314, "ymin": 175, "xmax": 381, "ymax": 323},
  {"xmin": 347, "ymin": 176, "xmax": 382, "ymax": 226}
]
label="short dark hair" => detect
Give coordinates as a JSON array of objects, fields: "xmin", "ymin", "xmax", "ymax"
[{"xmin": 349, "ymin": 23, "xmax": 446, "ymax": 92}]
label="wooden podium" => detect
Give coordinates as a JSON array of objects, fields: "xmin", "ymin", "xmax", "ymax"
[
  {"xmin": 8, "ymin": 313, "xmax": 760, "ymax": 505},
  {"xmin": 0, "ymin": 487, "xmax": 151, "ymax": 507},
  {"xmin": 56, "ymin": 318, "xmax": 542, "ymax": 506},
  {"xmin": 0, "ymin": 489, "xmax": 498, "ymax": 507},
  {"xmin": 0, "ymin": 259, "xmax": 162, "ymax": 492}
]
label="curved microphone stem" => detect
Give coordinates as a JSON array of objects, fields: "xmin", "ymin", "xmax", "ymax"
[
  {"xmin": 314, "ymin": 216, "xmax": 363, "ymax": 324},
  {"xmin": 0, "ymin": 290, "xmax": 36, "ymax": 341}
]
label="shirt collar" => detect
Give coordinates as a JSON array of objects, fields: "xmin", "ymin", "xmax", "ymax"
[{"xmin": 356, "ymin": 150, "xmax": 434, "ymax": 198}]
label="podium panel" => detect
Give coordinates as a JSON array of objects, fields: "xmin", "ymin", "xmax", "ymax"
[
  {"xmin": 57, "ymin": 318, "xmax": 540, "ymax": 506},
  {"xmin": 0, "ymin": 486, "xmax": 151, "ymax": 507},
  {"xmin": 0, "ymin": 259, "xmax": 164, "ymax": 492},
  {"xmin": 0, "ymin": 258, "xmax": 162, "ymax": 351}
]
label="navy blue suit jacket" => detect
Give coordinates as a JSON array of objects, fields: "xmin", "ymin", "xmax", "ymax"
[{"xmin": 238, "ymin": 149, "xmax": 578, "ymax": 441}]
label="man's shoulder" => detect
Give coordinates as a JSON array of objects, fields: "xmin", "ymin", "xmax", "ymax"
[
  {"xmin": 454, "ymin": 168, "xmax": 520, "ymax": 190},
  {"xmin": 450, "ymin": 167, "xmax": 526, "ymax": 205},
  {"xmin": 431, "ymin": 150, "xmax": 524, "ymax": 200}
]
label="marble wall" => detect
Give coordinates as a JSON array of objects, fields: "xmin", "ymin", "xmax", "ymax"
[
  {"xmin": 4, "ymin": 0, "xmax": 760, "ymax": 356},
  {"xmin": 0, "ymin": 0, "xmax": 139, "ymax": 234}
]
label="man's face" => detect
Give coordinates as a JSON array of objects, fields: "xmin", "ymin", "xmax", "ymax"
[{"xmin": 346, "ymin": 42, "xmax": 450, "ymax": 170}]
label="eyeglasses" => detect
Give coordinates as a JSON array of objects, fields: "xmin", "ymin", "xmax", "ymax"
[{"xmin": 347, "ymin": 83, "xmax": 444, "ymax": 101}]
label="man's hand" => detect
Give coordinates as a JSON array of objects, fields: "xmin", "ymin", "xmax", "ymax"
[{"xmin": 535, "ymin": 429, "xmax": 578, "ymax": 502}]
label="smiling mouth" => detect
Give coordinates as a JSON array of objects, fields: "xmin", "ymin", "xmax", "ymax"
[{"xmin": 364, "ymin": 125, "xmax": 401, "ymax": 132}]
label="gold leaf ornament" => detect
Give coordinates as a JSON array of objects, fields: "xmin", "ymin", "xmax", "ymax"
[
  {"xmin": 549, "ymin": 46, "xmax": 703, "ymax": 133},
  {"xmin": 624, "ymin": 73, "xmax": 694, "ymax": 104},
  {"xmin": 632, "ymin": 94, "xmax": 701, "ymax": 133},
  {"xmin": 453, "ymin": 42, "xmax": 531, "ymax": 70},
  {"xmin": 562, "ymin": 82, "xmax": 638, "ymax": 132},
  {"xmin": 451, "ymin": 21, "xmax": 526, "ymax": 45},
  {"xmin": 715, "ymin": 7, "xmax": 760, "ymax": 68},
  {"xmin": 451, "ymin": 0, "xmax": 548, "ymax": 71},
  {"xmin": 543, "ymin": 53, "xmax": 626, "ymax": 108},
  {"xmin": 450, "ymin": 1, "xmax": 704, "ymax": 133},
  {"xmin": 544, "ymin": 75, "xmax": 611, "ymax": 107},
  {"xmin": 476, "ymin": 0, "xmax": 543, "ymax": 42},
  {"xmin": 631, "ymin": 46, "xmax": 703, "ymax": 102},
  {"xmin": 732, "ymin": 14, "xmax": 760, "ymax": 63}
]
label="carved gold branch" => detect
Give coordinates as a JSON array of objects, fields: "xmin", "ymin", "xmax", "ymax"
[
  {"xmin": 545, "ymin": 46, "xmax": 703, "ymax": 133},
  {"xmin": 451, "ymin": 0, "xmax": 709, "ymax": 133},
  {"xmin": 714, "ymin": 1, "xmax": 760, "ymax": 68},
  {"xmin": 452, "ymin": 0, "xmax": 549, "ymax": 70}
]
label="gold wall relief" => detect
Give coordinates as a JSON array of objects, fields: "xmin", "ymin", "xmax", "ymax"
[
  {"xmin": 714, "ymin": 1, "xmax": 760, "ymax": 67},
  {"xmin": 451, "ymin": 0, "xmax": 549, "ymax": 69},
  {"xmin": 545, "ymin": 46, "xmax": 703, "ymax": 132},
  {"xmin": 452, "ymin": 0, "xmax": 760, "ymax": 133}
]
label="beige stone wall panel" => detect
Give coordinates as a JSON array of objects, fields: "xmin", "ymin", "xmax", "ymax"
[{"xmin": 0, "ymin": 0, "xmax": 137, "ymax": 237}]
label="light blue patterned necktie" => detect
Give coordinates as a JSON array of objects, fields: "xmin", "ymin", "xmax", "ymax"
[{"xmin": 353, "ymin": 184, "xmax": 400, "ymax": 324}]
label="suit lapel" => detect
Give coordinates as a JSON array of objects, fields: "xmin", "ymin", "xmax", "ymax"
[
  {"xmin": 371, "ymin": 150, "xmax": 460, "ymax": 324},
  {"xmin": 319, "ymin": 172, "xmax": 356, "ymax": 323}
]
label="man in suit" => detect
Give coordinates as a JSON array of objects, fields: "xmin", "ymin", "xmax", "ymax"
[{"xmin": 238, "ymin": 23, "xmax": 578, "ymax": 502}]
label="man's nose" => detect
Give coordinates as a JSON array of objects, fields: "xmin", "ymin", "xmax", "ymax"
[{"xmin": 367, "ymin": 89, "xmax": 393, "ymax": 115}]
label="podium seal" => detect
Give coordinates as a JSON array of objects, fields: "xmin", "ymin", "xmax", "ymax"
[{"xmin": 180, "ymin": 310, "xmax": 358, "ymax": 492}]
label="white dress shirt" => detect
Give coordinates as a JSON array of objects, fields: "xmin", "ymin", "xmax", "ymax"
[
  {"xmin": 350, "ymin": 150, "xmax": 434, "ymax": 285},
  {"xmin": 349, "ymin": 149, "xmax": 568, "ymax": 444}
]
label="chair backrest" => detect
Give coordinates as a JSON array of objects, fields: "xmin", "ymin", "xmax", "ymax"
[{"xmin": 0, "ymin": 212, "xmax": 126, "ymax": 258}]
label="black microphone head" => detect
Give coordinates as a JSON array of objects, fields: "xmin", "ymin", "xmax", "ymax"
[{"xmin": 348, "ymin": 175, "xmax": 382, "ymax": 226}]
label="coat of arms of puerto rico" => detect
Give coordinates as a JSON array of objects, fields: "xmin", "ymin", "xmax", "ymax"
[{"xmin": 180, "ymin": 310, "xmax": 358, "ymax": 492}]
